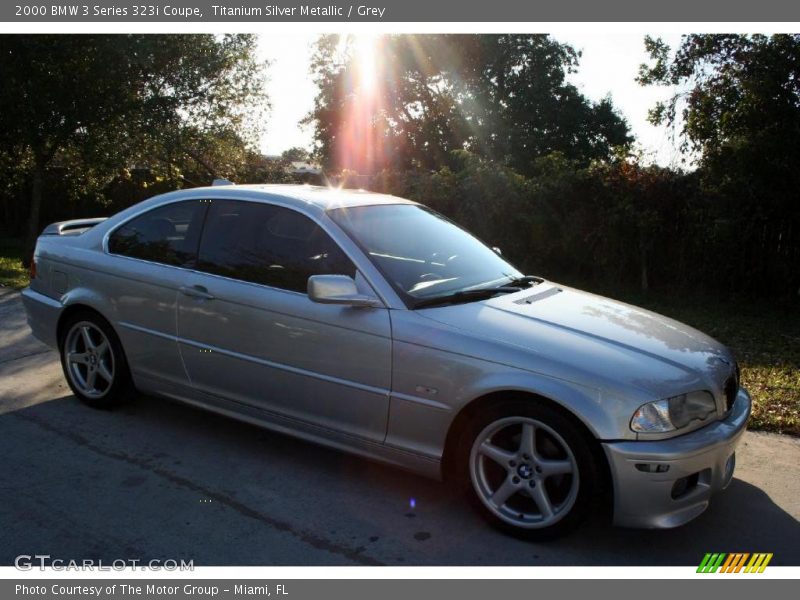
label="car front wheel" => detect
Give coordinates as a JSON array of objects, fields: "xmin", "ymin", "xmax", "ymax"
[{"xmin": 457, "ymin": 400, "xmax": 601, "ymax": 539}]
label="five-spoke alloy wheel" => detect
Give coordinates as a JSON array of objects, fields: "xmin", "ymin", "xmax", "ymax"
[
  {"xmin": 470, "ymin": 417, "xmax": 579, "ymax": 529},
  {"xmin": 65, "ymin": 321, "xmax": 115, "ymax": 399},
  {"xmin": 457, "ymin": 400, "xmax": 601, "ymax": 539},
  {"xmin": 59, "ymin": 311, "xmax": 133, "ymax": 408}
]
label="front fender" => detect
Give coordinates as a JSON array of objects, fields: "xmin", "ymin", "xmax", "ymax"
[
  {"xmin": 385, "ymin": 339, "xmax": 635, "ymax": 470},
  {"xmin": 456, "ymin": 369, "xmax": 627, "ymax": 441}
]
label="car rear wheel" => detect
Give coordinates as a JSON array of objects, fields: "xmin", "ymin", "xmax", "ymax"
[
  {"xmin": 59, "ymin": 312, "xmax": 133, "ymax": 408},
  {"xmin": 456, "ymin": 400, "xmax": 601, "ymax": 539}
]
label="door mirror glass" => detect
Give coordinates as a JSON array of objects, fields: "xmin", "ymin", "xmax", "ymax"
[{"xmin": 307, "ymin": 275, "xmax": 380, "ymax": 307}]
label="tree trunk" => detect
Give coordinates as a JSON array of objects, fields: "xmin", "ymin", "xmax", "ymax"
[
  {"xmin": 23, "ymin": 161, "xmax": 45, "ymax": 267},
  {"xmin": 639, "ymin": 230, "xmax": 649, "ymax": 292}
]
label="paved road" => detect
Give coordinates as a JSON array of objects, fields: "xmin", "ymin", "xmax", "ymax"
[{"xmin": 1, "ymin": 290, "xmax": 798, "ymax": 566}]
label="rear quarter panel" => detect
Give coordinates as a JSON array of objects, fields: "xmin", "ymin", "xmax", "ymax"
[{"xmin": 32, "ymin": 226, "xmax": 189, "ymax": 388}]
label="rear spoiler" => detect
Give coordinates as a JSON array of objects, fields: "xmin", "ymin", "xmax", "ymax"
[{"xmin": 42, "ymin": 218, "xmax": 107, "ymax": 236}]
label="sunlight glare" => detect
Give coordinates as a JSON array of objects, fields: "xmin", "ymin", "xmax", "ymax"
[
  {"xmin": 334, "ymin": 34, "xmax": 388, "ymax": 176},
  {"xmin": 352, "ymin": 34, "xmax": 379, "ymax": 92}
]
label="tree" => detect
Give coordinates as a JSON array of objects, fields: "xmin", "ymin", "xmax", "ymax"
[
  {"xmin": 306, "ymin": 34, "xmax": 631, "ymax": 176},
  {"xmin": 442, "ymin": 35, "xmax": 631, "ymax": 174},
  {"xmin": 638, "ymin": 35, "xmax": 800, "ymax": 158},
  {"xmin": 281, "ymin": 147, "xmax": 311, "ymax": 162},
  {"xmin": 639, "ymin": 34, "xmax": 800, "ymax": 294},
  {"xmin": 0, "ymin": 34, "xmax": 266, "ymax": 258}
]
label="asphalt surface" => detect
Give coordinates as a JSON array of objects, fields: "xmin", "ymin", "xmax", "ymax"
[{"xmin": 1, "ymin": 289, "xmax": 798, "ymax": 566}]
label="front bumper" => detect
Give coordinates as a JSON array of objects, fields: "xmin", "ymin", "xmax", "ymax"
[{"xmin": 603, "ymin": 387, "xmax": 751, "ymax": 528}]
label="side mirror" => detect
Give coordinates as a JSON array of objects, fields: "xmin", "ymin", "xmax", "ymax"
[
  {"xmin": 307, "ymin": 275, "xmax": 381, "ymax": 308},
  {"xmin": 492, "ymin": 246, "xmax": 503, "ymax": 255}
]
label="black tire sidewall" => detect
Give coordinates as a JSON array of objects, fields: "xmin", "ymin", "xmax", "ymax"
[{"xmin": 455, "ymin": 399, "xmax": 600, "ymax": 540}]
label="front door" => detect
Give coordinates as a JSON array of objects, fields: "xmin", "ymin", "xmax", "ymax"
[{"xmin": 176, "ymin": 199, "xmax": 392, "ymax": 442}]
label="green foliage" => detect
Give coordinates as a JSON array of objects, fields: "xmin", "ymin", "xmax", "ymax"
[
  {"xmin": 0, "ymin": 34, "xmax": 268, "ymax": 243},
  {"xmin": 281, "ymin": 147, "xmax": 312, "ymax": 162},
  {"xmin": 639, "ymin": 33, "xmax": 800, "ymax": 298},
  {"xmin": 364, "ymin": 148, "xmax": 796, "ymax": 298},
  {"xmin": 0, "ymin": 34, "xmax": 266, "ymax": 170},
  {"xmin": 0, "ymin": 238, "xmax": 27, "ymax": 289},
  {"xmin": 307, "ymin": 34, "xmax": 631, "ymax": 175},
  {"xmin": 639, "ymin": 34, "xmax": 800, "ymax": 154}
]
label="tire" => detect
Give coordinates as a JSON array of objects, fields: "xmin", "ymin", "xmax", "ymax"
[
  {"xmin": 58, "ymin": 311, "xmax": 134, "ymax": 409},
  {"xmin": 454, "ymin": 399, "xmax": 601, "ymax": 540}
]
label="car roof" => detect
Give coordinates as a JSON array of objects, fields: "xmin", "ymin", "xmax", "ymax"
[{"xmin": 179, "ymin": 184, "xmax": 418, "ymax": 212}]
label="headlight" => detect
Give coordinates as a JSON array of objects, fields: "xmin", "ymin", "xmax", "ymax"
[{"xmin": 630, "ymin": 391, "xmax": 717, "ymax": 433}]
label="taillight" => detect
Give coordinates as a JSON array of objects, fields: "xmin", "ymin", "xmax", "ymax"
[{"xmin": 29, "ymin": 255, "xmax": 37, "ymax": 280}]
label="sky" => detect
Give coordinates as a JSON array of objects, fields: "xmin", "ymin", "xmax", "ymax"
[{"xmin": 257, "ymin": 33, "xmax": 685, "ymax": 167}]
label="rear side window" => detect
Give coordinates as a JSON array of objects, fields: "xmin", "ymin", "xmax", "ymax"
[
  {"xmin": 108, "ymin": 201, "xmax": 207, "ymax": 267},
  {"xmin": 197, "ymin": 200, "xmax": 355, "ymax": 293}
]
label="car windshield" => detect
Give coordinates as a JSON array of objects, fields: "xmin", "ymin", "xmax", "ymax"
[{"xmin": 328, "ymin": 204, "xmax": 523, "ymax": 305}]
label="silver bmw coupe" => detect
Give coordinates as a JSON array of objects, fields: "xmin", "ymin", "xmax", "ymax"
[{"xmin": 22, "ymin": 184, "xmax": 750, "ymax": 538}]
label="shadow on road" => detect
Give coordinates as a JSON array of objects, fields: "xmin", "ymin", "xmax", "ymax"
[{"xmin": 1, "ymin": 390, "xmax": 798, "ymax": 566}]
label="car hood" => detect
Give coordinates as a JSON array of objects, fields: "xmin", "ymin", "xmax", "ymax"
[{"xmin": 416, "ymin": 282, "xmax": 736, "ymax": 400}]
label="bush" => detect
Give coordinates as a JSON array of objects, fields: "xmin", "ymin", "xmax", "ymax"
[{"xmin": 367, "ymin": 151, "xmax": 799, "ymax": 300}]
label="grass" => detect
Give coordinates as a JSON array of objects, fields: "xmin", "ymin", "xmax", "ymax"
[
  {"xmin": 0, "ymin": 237, "xmax": 796, "ymax": 435},
  {"xmin": 0, "ymin": 237, "xmax": 28, "ymax": 290}
]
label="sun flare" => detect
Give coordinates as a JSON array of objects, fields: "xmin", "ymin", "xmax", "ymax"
[
  {"xmin": 332, "ymin": 34, "xmax": 388, "ymax": 175},
  {"xmin": 352, "ymin": 34, "xmax": 379, "ymax": 92}
]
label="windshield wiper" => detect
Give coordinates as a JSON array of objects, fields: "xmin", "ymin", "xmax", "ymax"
[
  {"xmin": 504, "ymin": 275, "xmax": 544, "ymax": 287},
  {"xmin": 412, "ymin": 286, "xmax": 521, "ymax": 309}
]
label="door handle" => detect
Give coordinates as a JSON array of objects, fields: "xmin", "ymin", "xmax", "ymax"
[{"xmin": 179, "ymin": 285, "xmax": 215, "ymax": 300}]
